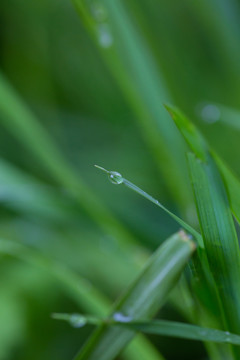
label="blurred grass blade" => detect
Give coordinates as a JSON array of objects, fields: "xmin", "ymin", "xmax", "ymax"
[
  {"xmin": 0, "ymin": 238, "xmax": 109, "ymax": 315},
  {"xmin": 0, "ymin": 158, "xmax": 74, "ymax": 221},
  {"xmin": 185, "ymin": 0, "xmax": 240, "ymax": 88},
  {"xmin": 165, "ymin": 104, "xmax": 207, "ymax": 161},
  {"xmin": 199, "ymin": 103, "xmax": 240, "ymax": 130},
  {"xmin": 166, "ymin": 104, "xmax": 240, "ymax": 229},
  {"xmin": 71, "ymin": 0, "xmax": 191, "ymax": 210},
  {"xmin": 0, "ymin": 238, "xmax": 163, "ymax": 360},
  {"xmin": 73, "ymin": 231, "xmax": 195, "ymax": 360},
  {"xmin": 187, "ymin": 153, "xmax": 240, "ymax": 337},
  {"xmin": 114, "ymin": 319, "xmax": 240, "ymax": 346}
]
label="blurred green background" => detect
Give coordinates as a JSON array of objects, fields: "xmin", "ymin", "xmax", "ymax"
[{"xmin": 0, "ymin": 0, "xmax": 240, "ymax": 359}]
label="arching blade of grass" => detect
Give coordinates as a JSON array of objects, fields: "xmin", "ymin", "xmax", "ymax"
[
  {"xmin": 0, "ymin": 158, "xmax": 75, "ymax": 221},
  {"xmin": 53, "ymin": 313, "xmax": 240, "ymax": 346},
  {"xmin": 187, "ymin": 154, "xmax": 240, "ymax": 341},
  {"xmin": 71, "ymin": 0, "xmax": 191, "ymax": 210},
  {"xmin": 0, "ymin": 238, "xmax": 164, "ymax": 360},
  {"xmin": 73, "ymin": 231, "xmax": 195, "ymax": 360},
  {"xmin": 166, "ymin": 104, "xmax": 240, "ymax": 228},
  {"xmin": 95, "ymin": 165, "xmax": 202, "ymax": 247}
]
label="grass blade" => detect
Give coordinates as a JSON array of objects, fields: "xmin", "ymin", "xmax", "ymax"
[
  {"xmin": 166, "ymin": 104, "xmax": 240, "ymax": 229},
  {"xmin": 53, "ymin": 313, "xmax": 240, "ymax": 346},
  {"xmin": 95, "ymin": 165, "xmax": 203, "ymax": 247},
  {"xmin": 115, "ymin": 320, "xmax": 240, "ymax": 346},
  {"xmin": 187, "ymin": 153, "xmax": 240, "ymax": 337},
  {"xmin": 73, "ymin": 231, "xmax": 195, "ymax": 360},
  {"xmin": 0, "ymin": 158, "xmax": 74, "ymax": 221}
]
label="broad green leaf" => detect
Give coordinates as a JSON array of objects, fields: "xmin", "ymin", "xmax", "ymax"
[
  {"xmin": 187, "ymin": 153, "xmax": 240, "ymax": 338},
  {"xmin": 74, "ymin": 231, "xmax": 195, "ymax": 360}
]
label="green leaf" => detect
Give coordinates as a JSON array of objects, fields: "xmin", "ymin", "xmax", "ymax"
[
  {"xmin": 74, "ymin": 231, "xmax": 195, "ymax": 360},
  {"xmin": 115, "ymin": 319, "xmax": 240, "ymax": 346},
  {"xmin": 187, "ymin": 153, "xmax": 240, "ymax": 337},
  {"xmin": 166, "ymin": 103, "xmax": 240, "ymax": 230},
  {"xmin": 53, "ymin": 313, "xmax": 240, "ymax": 346}
]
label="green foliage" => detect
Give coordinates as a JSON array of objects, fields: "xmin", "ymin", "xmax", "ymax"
[{"xmin": 1, "ymin": 1, "xmax": 240, "ymax": 360}]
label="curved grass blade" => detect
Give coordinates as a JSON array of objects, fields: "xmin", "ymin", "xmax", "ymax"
[
  {"xmin": 95, "ymin": 165, "xmax": 203, "ymax": 247},
  {"xmin": 73, "ymin": 231, "xmax": 195, "ymax": 360},
  {"xmin": 0, "ymin": 238, "xmax": 163, "ymax": 360}
]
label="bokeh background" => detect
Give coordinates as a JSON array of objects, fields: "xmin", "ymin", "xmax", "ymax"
[{"xmin": 0, "ymin": 0, "xmax": 240, "ymax": 359}]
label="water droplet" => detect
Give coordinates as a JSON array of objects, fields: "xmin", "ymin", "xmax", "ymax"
[
  {"xmin": 91, "ymin": 2, "xmax": 108, "ymax": 22},
  {"xmin": 108, "ymin": 171, "xmax": 123, "ymax": 185},
  {"xmin": 69, "ymin": 314, "xmax": 87, "ymax": 328},
  {"xmin": 201, "ymin": 104, "xmax": 221, "ymax": 123},
  {"xmin": 224, "ymin": 331, "xmax": 231, "ymax": 342},
  {"xmin": 113, "ymin": 312, "xmax": 132, "ymax": 323},
  {"xmin": 98, "ymin": 24, "xmax": 113, "ymax": 48}
]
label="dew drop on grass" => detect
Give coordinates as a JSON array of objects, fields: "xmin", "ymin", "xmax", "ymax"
[
  {"xmin": 224, "ymin": 331, "xmax": 230, "ymax": 342},
  {"xmin": 69, "ymin": 314, "xmax": 87, "ymax": 328},
  {"xmin": 108, "ymin": 171, "xmax": 123, "ymax": 185},
  {"xmin": 98, "ymin": 24, "xmax": 113, "ymax": 48},
  {"xmin": 113, "ymin": 312, "xmax": 132, "ymax": 323},
  {"xmin": 91, "ymin": 2, "xmax": 108, "ymax": 22},
  {"xmin": 201, "ymin": 104, "xmax": 221, "ymax": 123}
]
